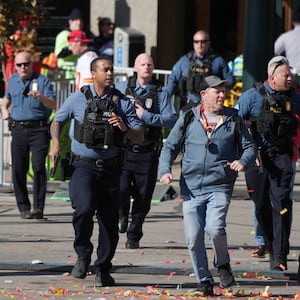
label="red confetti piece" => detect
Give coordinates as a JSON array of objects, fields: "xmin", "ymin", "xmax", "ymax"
[
  {"xmin": 243, "ymin": 271, "xmax": 257, "ymax": 279},
  {"xmin": 166, "ymin": 271, "xmax": 176, "ymax": 280}
]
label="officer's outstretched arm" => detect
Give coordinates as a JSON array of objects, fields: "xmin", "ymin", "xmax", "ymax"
[
  {"xmin": 49, "ymin": 120, "xmax": 63, "ymax": 162},
  {"xmin": 127, "ymin": 127, "xmax": 144, "ymax": 145}
]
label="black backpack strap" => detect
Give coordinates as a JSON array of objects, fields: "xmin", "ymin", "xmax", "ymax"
[
  {"xmin": 125, "ymin": 74, "xmax": 137, "ymax": 98},
  {"xmin": 181, "ymin": 110, "xmax": 194, "ymax": 135},
  {"xmin": 80, "ymin": 85, "xmax": 94, "ymax": 104},
  {"xmin": 233, "ymin": 114, "xmax": 242, "ymax": 158}
]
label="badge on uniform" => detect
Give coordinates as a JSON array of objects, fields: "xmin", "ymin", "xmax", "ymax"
[{"xmin": 145, "ymin": 98, "xmax": 153, "ymax": 109}]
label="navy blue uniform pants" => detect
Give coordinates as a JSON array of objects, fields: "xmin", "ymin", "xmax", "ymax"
[
  {"xmin": 119, "ymin": 151, "xmax": 159, "ymax": 242},
  {"xmin": 245, "ymin": 153, "xmax": 293, "ymax": 256},
  {"xmin": 69, "ymin": 160, "xmax": 121, "ymax": 273},
  {"xmin": 11, "ymin": 127, "xmax": 49, "ymax": 212}
]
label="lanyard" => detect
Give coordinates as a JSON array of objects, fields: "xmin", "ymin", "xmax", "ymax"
[{"xmin": 200, "ymin": 105, "xmax": 223, "ymax": 134}]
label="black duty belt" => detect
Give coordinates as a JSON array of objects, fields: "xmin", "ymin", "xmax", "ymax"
[
  {"xmin": 73, "ymin": 155, "xmax": 121, "ymax": 167},
  {"xmin": 11, "ymin": 119, "xmax": 48, "ymax": 128},
  {"xmin": 127, "ymin": 144, "xmax": 156, "ymax": 153}
]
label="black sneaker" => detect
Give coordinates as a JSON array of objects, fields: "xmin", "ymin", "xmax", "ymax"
[
  {"xmin": 20, "ymin": 210, "xmax": 33, "ymax": 219},
  {"xmin": 218, "ymin": 263, "xmax": 235, "ymax": 288},
  {"xmin": 252, "ymin": 245, "xmax": 266, "ymax": 258},
  {"xmin": 191, "ymin": 280, "xmax": 214, "ymax": 296},
  {"xmin": 95, "ymin": 272, "xmax": 116, "ymax": 286},
  {"xmin": 71, "ymin": 257, "xmax": 91, "ymax": 279},
  {"xmin": 125, "ymin": 240, "xmax": 139, "ymax": 249},
  {"xmin": 32, "ymin": 209, "xmax": 44, "ymax": 219}
]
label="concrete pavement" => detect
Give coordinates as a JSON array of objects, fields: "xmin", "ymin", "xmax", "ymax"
[{"xmin": 0, "ymin": 163, "xmax": 300, "ymax": 298}]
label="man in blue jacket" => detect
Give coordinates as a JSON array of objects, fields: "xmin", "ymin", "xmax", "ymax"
[
  {"xmin": 159, "ymin": 75, "xmax": 257, "ymax": 296},
  {"xmin": 167, "ymin": 30, "xmax": 235, "ymax": 111}
]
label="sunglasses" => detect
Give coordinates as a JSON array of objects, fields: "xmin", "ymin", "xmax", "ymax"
[
  {"xmin": 193, "ymin": 39, "xmax": 209, "ymax": 44},
  {"xmin": 16, "ymin": 61, "xmax": 31, "ymax": 68},
  {"xmin": 271, "ymin": 59, "xmax": 286, "ymax": 75}
]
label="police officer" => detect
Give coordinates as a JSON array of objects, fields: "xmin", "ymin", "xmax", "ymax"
[
  {"xmin": 1, "ymin": 51, "xmax": 56, "ymax": 220},
  {"xmin": 49, "ymin": 57, "xmax": 143, "ymax": 286},
  {"xmin": 236, "ymin": 56, "xmax": 300, "ymax": 271},
  {"xmin": 167, "ymin": 30, "xmax": 235, "ymax": 111},
  {"xmin": 116, "ymin": 53, "xmax": 177, "ymax": 249}
]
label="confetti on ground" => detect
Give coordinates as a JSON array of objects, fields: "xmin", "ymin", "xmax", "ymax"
[{"xmin": 280, "ymin": 207, "xmax": 288, "ymax": 215}]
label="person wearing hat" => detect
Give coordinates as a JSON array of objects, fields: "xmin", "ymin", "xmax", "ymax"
[
  {"xmin": 274, "ymin": 8, "xmax": 300, "ymax": 87},
  {"xmin": 159, "ymin": 75, "xmax": 257, "ymax": 296},
  {"xmin": 54, "ymin": 8, "xmax": 84, "ymax": 80},
  {"xmin": 236, "ymin": 56, "xmax": 300, "ymax": 272},
  {"xmin": 67, "ymin": 30, "xmax": 98, "ymax": 91}
]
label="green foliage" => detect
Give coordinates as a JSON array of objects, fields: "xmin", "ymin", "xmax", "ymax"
[{"xmin": 0, "ymin": 0, "xmax": 46, "ymax": 64}]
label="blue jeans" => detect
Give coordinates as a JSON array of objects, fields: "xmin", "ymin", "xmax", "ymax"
[
  {"xmin": 253, "ymin": 203, "xmax": 265, "ymax": 245},
  {"xmin": 182, "ymin": 191, "xmax": 231, "ymax": 282}
]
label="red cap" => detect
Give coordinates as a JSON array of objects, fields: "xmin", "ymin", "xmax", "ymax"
[{"xmin": 68, "ymin": 30, "xmax": 92, "ymax": 43}]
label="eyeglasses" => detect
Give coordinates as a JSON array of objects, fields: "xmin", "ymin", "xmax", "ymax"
[
  {"xmin": 16, "ymin": 61, "xmax": 31, "ymax": 68},
  {"xmin": 193, "ymin": 39, "xmax": 209, "ymax": 44},
  {"xmin": 271, "ymin": 59, "xmax": 286, "ymax": 75}
]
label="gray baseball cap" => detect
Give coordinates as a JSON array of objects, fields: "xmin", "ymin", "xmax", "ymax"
[{"xmin": 200, "ymin": 75, "xmax": 228, "ymax": 91}]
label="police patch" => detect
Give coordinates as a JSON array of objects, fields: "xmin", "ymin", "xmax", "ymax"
[{"xmin": 145, "ymin": 98, "xmax": 153, "ymax": 109}]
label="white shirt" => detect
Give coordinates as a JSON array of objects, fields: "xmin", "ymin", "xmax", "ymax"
[
  {"xmin": 75, "ymin": 50, "xmax": 98, "ymax": 91},
  {"xmin": 274, "ymin": 25, "xmax": 300, "ymax": 74}
]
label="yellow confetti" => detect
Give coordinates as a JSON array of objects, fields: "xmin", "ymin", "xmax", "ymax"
[
  {"xmin": 93, "ymin": 286, "xmax": 102, "ymax": 293},
  {"xmin": 280, "ymin": 208, "xmax": 288, "ymax": 215}
]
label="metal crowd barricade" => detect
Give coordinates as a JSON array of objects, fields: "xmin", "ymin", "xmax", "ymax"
[
  {"xmin": 51, "ymin": 79, "xmax": 75, "ymax": 109},
  {"xmin": 0, "ymin": 67, "xmax": 172, "ymax": 186}
]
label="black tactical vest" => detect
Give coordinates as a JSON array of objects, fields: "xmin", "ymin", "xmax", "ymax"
[
  {"xmin": 178, "ymin": 51, "xmax": 216, "ymax": 97},
  {"xmin": 249, "ymin": 82, "xmax": 297, "ymax": 149},
  {"xmin": 74, "ymin": 85, "xmax": 125, "ymax": 150},
  {"xmin": 125, "ymin": 74, "xmax": 162, "ymax": 142}
]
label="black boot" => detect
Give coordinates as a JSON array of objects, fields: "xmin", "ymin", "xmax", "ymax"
[{"xmin": 271, "ymin": 254, "xmax": 287, "ymax": 271}]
